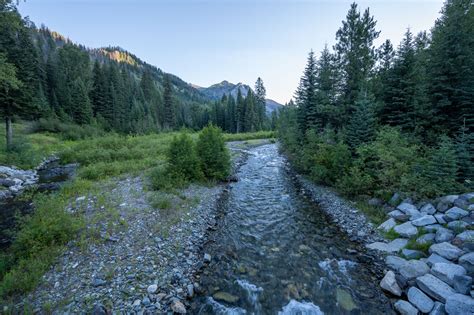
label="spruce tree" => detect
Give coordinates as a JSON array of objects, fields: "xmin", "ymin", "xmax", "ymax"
[
  {"xmin": 162, "ymin": 74, "xmax": 175, "ymax": 130},
  {"xmin": 236, "ymin": 88, "xmax": 245, "ymax": 133},
  {"xmin": 346, "ymin": 94, "xmax": 376, "ymax": 149},
  {"xmin": 455, "ymin": 121, "xmax": 473, "ymax": 186},
  {"xmin": 295, "ymin": 50, "xmax": 318, "ymax": 136},
  {"xmin": 426, "ymin": 135, "xmax": 459, "ymax": 195},
  {"xmin": 254, "ymin": 77, "xmax": 266, "ymax": 130}
]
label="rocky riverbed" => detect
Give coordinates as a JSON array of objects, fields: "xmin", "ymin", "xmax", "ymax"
[{"xmin": 9, "ymin": 140, "xmax": 268, "ymax": 314}]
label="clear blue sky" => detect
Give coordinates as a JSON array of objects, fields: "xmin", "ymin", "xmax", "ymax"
[{"xmin": 19, "ymin": 0, "xmax": 444, "ymax": 104}]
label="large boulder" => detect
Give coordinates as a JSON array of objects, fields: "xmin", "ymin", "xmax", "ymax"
[
  {"xmin": 378, "ymin": 218, "xmax": 397, "ymax": 232},
  {"xmin": 452, "ymin": 274, "xmax": 472, "ymax": 295},
  {"xmin": 416, "ymin": 274, "xmax": 455, "ymax": 303},
  {"xmin": 386, "ymin": 255, "xmax": 408, "ymax": 272},
  {"xmin": 445, "ymin": 207, "xmax": 469, "ymax": 221},
  {"xmin": 407, "ymin": 286, "xmax": 434, "ymax": 313},
  {"xmin": 389, "ymin": 210, "xmax": 410, "ymax": 222},
  {"xmin": 420, "ymin": 203, "xmax": 437, "ymax": 215},
  {"xmin": 426, "ymin": 253, "xmax": 450, "ymax": 267},
  {"xmin": 380, "ymin": 270, "xmax": 402, "ymax": 296},
  {"xmin": 445, "ymin": 293, "xmax": 474, "ymax": 315},
  {"xmin": 412, "ymin": 215, "xmax": 437, "ymax": 227},
  {"xmin": 435, "ymin": 228, "xmax": 455, "ymax": 243},
  {"xmin": 455, "ymin": 230, "xmax": 474, "ymax": 243},
  {"xmin": 397, "ymin": 202, "xmax": 421, "ymax": 219},
  {"xmin": 431, "ymin": 263, "xmax": 467, "ymax": 286},
  {"xmin": 400, "ymin": 260, "xmax": 430, "ymax": 280},
  {"xmin": 416, "ymin": 233, "xmax": 435, "ymax": 245},
  {"xmin": 394, "ymin": 222, "xmax": 418, "ymax": 238},
  {"xmin": 435, "ymin": 214, "xmax": 447, "ymax": 224},
  {"xmin": 430, "ymin": 301, "xmax": 446, "ymax": 315},
  {"xmin": 429, "ymin": 242, "xmax": 463, "ymax": 261},
  {"xmin": 394, "ymin": 300, "xmax": 419, "ymax": 315},
  {"xmin": 458, "ymin": 252, "xmax": 474, "ymax": 275},
  {"xmin": 367, "ymin": 238, "xmax": 408, "ymax": 253}
]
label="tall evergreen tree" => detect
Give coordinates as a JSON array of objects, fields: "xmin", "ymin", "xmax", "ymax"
[
  {"xmin": 162, "ymin": 74, "xmax": 175, "ymax": 130},
  {"xmin": 295, "ymin": 50, "xmax": 318, "ymax": 135},
  {"xmin": 236, "ymin": 88, "xmax": 245, "ymax": 133},
  {"xmin": 346, "ymin": 94, "xmax": 376, "ymax": 149},
  {"xmin": 254, "ymin": 77, "xmax": 266, "ymax": 130}
]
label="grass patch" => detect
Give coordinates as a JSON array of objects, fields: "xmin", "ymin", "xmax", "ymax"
[
  {"xmin": 354, "ymin": 200, "xmax": 387, "ymax": 226},
  {"xmin": 405, "ymin": 238, "xmax": 432, "ymax": 254},
  {"xmin": 384, "ymin": 228, "xmax": 401, "ymax": 240},
  {"xmin": 223, "ymin": 130, "xmax": 275, "ymax": 142}
]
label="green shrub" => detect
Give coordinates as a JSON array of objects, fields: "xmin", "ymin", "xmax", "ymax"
[
  {"xmin": 337, "ymin": 165, "xmax": 374, "ymax": 197},
  {"xmin": 196, "ymin": 125, "xmax": 230, "ymax": 180},
  {"xmin": 167, "ymin": 132, "xmax": 202, "ymax": 182}
]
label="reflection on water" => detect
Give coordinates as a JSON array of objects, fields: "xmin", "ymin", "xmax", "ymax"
[{"xmin": 194, "ymin": 144, "xmax": 392, "ymax": 314}]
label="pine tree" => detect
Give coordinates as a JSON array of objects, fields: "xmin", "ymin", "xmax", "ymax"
[
  {"xmin": 315, "ymin": 46, "xmax": 338, "ymax": 129},
  {"xmin": 163, "ymin": 74, "xmax": 175, "ymax": 130},
  {"xmin": 334, "ymin": 2, "xmax": 380, "ymax": 118},
  {"xmin": 70, "ymin": 79, "xmax": 93, "ymax": 124},
  {"xmin": 244, "ymin": 88, "xmax": 255, "ymax": 132},
  {"xmin": 346, "ymin": 94, "xmax": 376, "ymax": 149},
  {"xmin": 236, "ymin": 88, "xmax": 245, "ymax": 133},
  {"xmin": 254, "ymin": 77, "xmax": 266, "ymax": 130},
  {"xmin": 428, "ymin": 0, "xmax": 474, "ymax": 134},
  {"xmin": 426, "ymin": 135, "xmax": 459, "ymax": 195},
  {"xmin": 295, "ymin": 50, "xmax": 318, "ymax": 136}
]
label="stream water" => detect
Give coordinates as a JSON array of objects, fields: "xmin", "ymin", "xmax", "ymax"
[{"xmin": 195, "ymin": 144, "xmax": 392, "ymax": 314}]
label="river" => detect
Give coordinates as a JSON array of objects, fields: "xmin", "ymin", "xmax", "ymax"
[{"xmin": 194, "ymin": 144, "xmax": 393, "ymax": 314}]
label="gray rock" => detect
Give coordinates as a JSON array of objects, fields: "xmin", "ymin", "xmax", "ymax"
[
  {"xmin": 203, "ymin": 253, "xmax": 211, "ymax": 263},
  {"xmin": 435, "ymin": 214, "xmax": 447, "ymax": 224},
  {"xmin": 394, "ymin": 300, "xmax": 419, "ymax": 315},
  {"xmin": 380, "ymin": 270, "xmax": 402, "ymax": 296},
  {"xmin": 417, "ymin": 233, "xmax": 436, "ymax": 245},
  {"xmin": 447, "ymin": 221, "xmax": 469, "ymax": 231},
  {"xmin": 187, "ymin": 284, "xmax": 194, "ymax": 298},
  {"xmin": 412, "ymin": 215, "xmax": 437, "ymax": 227},
  {"xmin": 147, "ymin": 284, "xmax": 158, "ymax": 294},
  {"xmin": 386, "ymin": 255, "xmax": 408, "ymax": 272},
  {"xmin": 435, "ymin": 228, "xmax": 455, "ymax": 243},
  {"xmin": 400, "ymin": 260, "xmax": 430, "ymax": 280},
  {"xmin": 445, "ymin": 207, "xmax": 469, "ymax": 221},
  {"xmin": 421, "ymin": 203, "xmax": 437, "ymax": 215},
  {"xmin": 402, "ymin": 249, "xmax": 425, "ymax": 259},
  {"xmin": 425, "ymin": 224, "xmax": 443, "ymax": 232},
  {"xmin": 431, "ymin": 263, "xmax": 467, "ymax": 286},
  {"xmin": 389, "ymin": 210, "xmax": 410, "ymax": 222},
  {"xmin": 453, "ymin": 198, "xmax": 469, "ymax": 209},
  {"xmin": 171, "ymin": 299, "xmax": 187, "ymax": 314},
  {"xmin": 455, "ymin": 230, "xmax": 474, "ymax": 242},
  {"xmin": 459, "ymin": 252, "xmax": 474, "ymax": 275},
  {"xmin": 389, "ymin": 193, "xmax": 401, "ymax": 206},
  {"xmin": 452, "ymin": 274, "xmax": 472, "ymax": 295},
  {"xmin": 408, "ymin": 286, "xmax": 434, "ymax": 313},
  {"xmin": 437, "ymin": 200, "xmax": 452, "ymax": 213},
  {"xmin": 91, "ymin": 278, "xmax": 106, "ymax": 287},
  {"xmin": 398, "ymin": 202, "xmax": 420, "ymax": 216},
  {"xmin": 378, "ymin": 218, "xmax": 397, "ymax": 232},
  {"xmin": 426, "ymin": 254, "xmax": 451, "ymax": 267},
  {"xmin": 367, "ymin": 238, "xmax": 408, "ymax": 253},
  {"xmin": 440, "ymin": 195, "xmax": 459, "ymax": 204},
  {"xmin": 92, "ymin": 303, "xmax": 107, "ymax": 315},
  {"xmin": 416, "ymin": 274, "xmax": 455, "ymax": 303},
  {"xmin": 394, "ymin": 222, "xmax": 419, "ymax": 238},
  {"xmin": 429, "ymin": 302, "xmax": 446, "ymax": 315},
  {"xmin": 445, "ymin": 293, "xmax": 474, "ymax": 315},
  {"xmin": 429, "ymin": 242, "xmax": 463, "ymax": 261}
]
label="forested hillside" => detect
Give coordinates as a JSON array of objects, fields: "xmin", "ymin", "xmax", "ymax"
[
  {"xmin": 278, "ymin": 0, "xmax": 473, "ymax": 199},
  {"xmin": 0, "ymin": 0, "xmax": 275, "ymax": 151}
]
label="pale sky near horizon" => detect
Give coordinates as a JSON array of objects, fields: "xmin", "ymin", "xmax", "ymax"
[{"xmin": 18, "ymin": 0, "xmax": 444, "ymax": 104}]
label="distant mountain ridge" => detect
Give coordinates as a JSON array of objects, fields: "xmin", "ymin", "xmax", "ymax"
[{"xmin": 197, "ymin": 80, "xmax": 284, "ymax": 113}]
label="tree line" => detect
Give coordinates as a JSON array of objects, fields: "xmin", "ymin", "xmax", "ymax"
[
  {"xmin": 278, "ymin": 0, "xmax": 473, "ymax": 198},
  {"xmin": 0, "ymin": 0, "xmax": 274, "ymax": 150}
]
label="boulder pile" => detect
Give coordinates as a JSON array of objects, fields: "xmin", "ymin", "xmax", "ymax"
[{"xmin": 369, "ymin": 193, "xmax": 474, "ymax": 314}]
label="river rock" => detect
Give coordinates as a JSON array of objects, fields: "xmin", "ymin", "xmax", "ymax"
[
  {"xmin": 445, "ymin": 293, "xmax": 474, "ymax": 315},
  {"xmin": 417, "ymin": 233, "xmax": 435, "ymax": 245},
  {"xmin": 412, "ymin": 215, "xmax": 437, "ymax": 227},
  {"xmin": 453, "ymin": 197, "xmax": 469, "ymax": 209},
  {"xmin": 445, "ymin": 207, "xmax": 469, "ymax": 221},
  {"xmin": 402, "ymin": 249, "xmax": 425, "ymax": 259},
  {"xmin": 425, "ymin": 224, "xmax": 443, "ymax": 233},
  {"xmin": 336, "ymin": 288, "xmax": 357, "ymax": 311},
  {"xmin": 386, "ymin": 255, "xmax": 408, "ymax": 272},
  {"xmin": 380, "ymin": 271, "xmax": 402, "ymax": 296},
  {"xmin": 378, "ymin": 218, "xmax": 397, "ymax": 232},
  {"xmin": 213, "ymin": 291, "xmax": 239, "ymax": 303},
  {"xmin": 447, "ymin": 221, "xmax": 469, "ymax": 231},
  {"xmin": 397, "ymin": 203, "xmax": 420, "ymax": 217},
  {"xmin": 458, "ymin": 252, "xmax": 474, "ymax": 275},
  {"xmin": 455, "ymin": 230, "xmax": 474, "ymax": 243},
  {"xmin": 426, "ymin": 253, "xmax": 450, "ymax": 267},
  {"xmin": 435, "ymin": 214, "xmax": 447, "ymax": 224},
  {"xmin": 203, "ymin": 253, "xmax": 211, "ymax": 263},
  {"xmin": 430, "ymin": 242, "xmax": 463, "ymax": 261},
  {"xmin": 171, "ymin": 300, "xmax": 187, "ymax": 314},
  {"xmin": 389, "ymin": 210, "xmax": 410, "ymax": 222},
  {"xmin": 430, "ymin": 301, "xmax": 446, "ymax": 315},
  {"xmin": 147, "ymin": 284, "xmax": 158, "ymax": 294},
  {"xmin": 431, "ymin": 263, "xmax": 467, "ymax": 286},
  {"xmin": 394, "ymin": 222, "xmax": 418, "ymax": 238},
  {"xmin": 452, "ymin": 274, "xmax": 472, "ymax": 295},
  {"xmin": 421, "ymin": 203, "xmax": 437, "ymax": 215},
  {"xmin": 400, "ymin": 260, "xmax": 430, "ymax": 280},
  {"xmin": 394, "ymin": 300, "xmax": 418, "ymax": 315},
  {"xmin": 416, "ymin": 274, "xmax": 455, "ymax": 303},
  {"xmin": 408, "ymin": 286, "xmax": 434, "ymax": 313},
  {"xmin": 367, "ymin": 238, "xmax": 408, "ymax": 253},
  {"xmin": 435, "ymin": 228, "xmax": 454, "ymax": 243}
]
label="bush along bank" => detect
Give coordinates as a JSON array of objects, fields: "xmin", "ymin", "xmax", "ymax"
[{"xmin": 369, "ymin": 193, "xmax": 474, "ymax": 314}]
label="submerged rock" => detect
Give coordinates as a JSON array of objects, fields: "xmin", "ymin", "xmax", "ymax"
[
  {"xmin": 213, "ymin": 291, "xmax": 239, "ymax": 304},
  {"xmin": 336, "ymin": 287, "xmax": 357, "ymax": 311}
]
